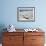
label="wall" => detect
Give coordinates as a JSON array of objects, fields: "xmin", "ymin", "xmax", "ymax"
[{"xmin": 0, "ymin": 0, "xmax": 46, "ymax": 29}]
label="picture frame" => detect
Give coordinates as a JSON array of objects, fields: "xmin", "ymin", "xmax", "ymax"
[{"xmin": 17, "ymin": 7, "xmax": 35, "ymax": 22}]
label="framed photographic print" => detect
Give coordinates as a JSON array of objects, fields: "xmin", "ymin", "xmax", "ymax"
[{"xmin": 17, "ymin": 7, "xmax": 35, "ymax": 22}]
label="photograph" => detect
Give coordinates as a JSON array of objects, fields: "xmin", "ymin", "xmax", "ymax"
[{"xmin": 17, "ymin": 7, "xmax": 35, "ymax": 22}]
